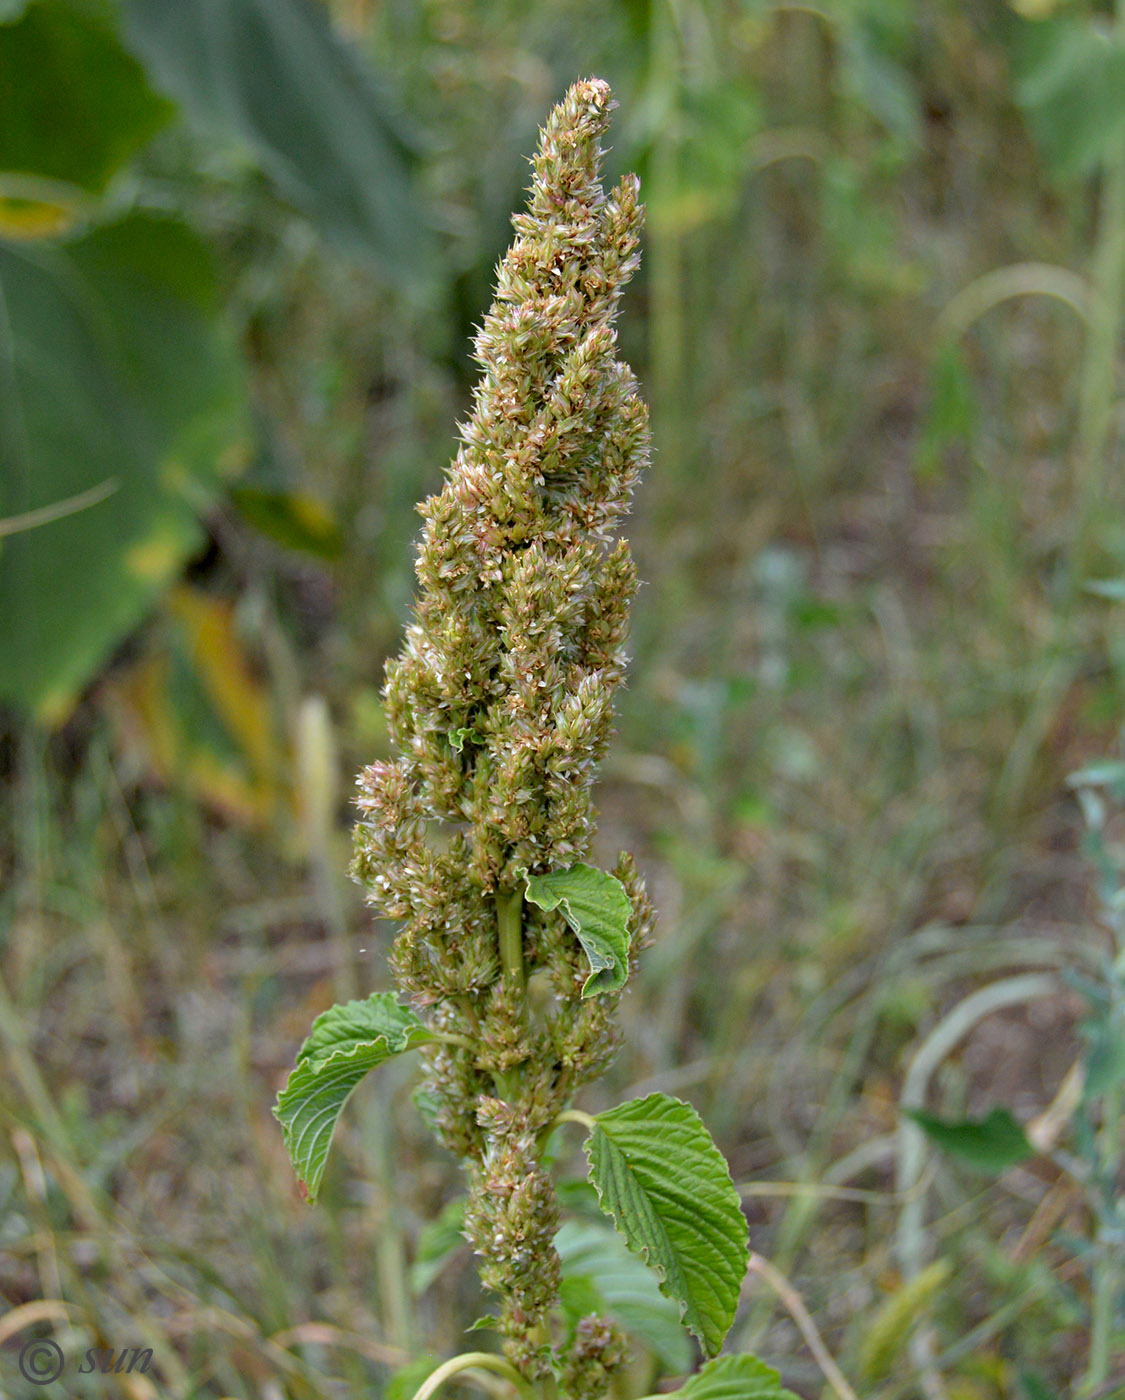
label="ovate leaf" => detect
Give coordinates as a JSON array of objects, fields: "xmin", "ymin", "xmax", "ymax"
[
  {"xmin": 904, "ymin": 1107, "xmax": 1035, "ymax": 1173},
  {"xmin": 524, "ymin": 863, "xmax": 631, "ymax": 996},
  {"xmin": 119, "ymin": 0, "xmax": 437, "ymax": 282},
  {"xmin": 274, "ymin": 993, "xmax": 434, "ymax": 1202},
  {"xmin": 645, "ymin": 1354, "xmax": 802, "ymax": 1400},
  {"xmin": 0, "ymin": 212, "xmax": 247, "ymax": 723},
  {"xmin": 585, "ymin": 1093, "xmax": 748, "ymax": 1356}
]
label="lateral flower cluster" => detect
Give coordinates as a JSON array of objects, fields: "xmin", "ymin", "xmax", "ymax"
[{"xmin": 352, "ymin": 79, "xmax": 653, "ymax": 1383}]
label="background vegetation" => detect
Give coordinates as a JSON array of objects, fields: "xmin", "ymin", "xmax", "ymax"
[{"xmin": 2, "ymin": 1, "xmax": 1124, "ymax": 1396}]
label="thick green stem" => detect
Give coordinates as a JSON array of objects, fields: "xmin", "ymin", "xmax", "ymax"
[
  {"xmin": 493, "ymin": 888, "xmax": 526, "ymax": 1101},
  {"xmin": 497, "ymin": 888, "xmax": 525, "ymax": 994}
]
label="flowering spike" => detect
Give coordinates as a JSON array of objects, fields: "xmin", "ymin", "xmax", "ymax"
[{"xmin": 352, "ymin": 78, "xmax": 651, "ymax": 1383}]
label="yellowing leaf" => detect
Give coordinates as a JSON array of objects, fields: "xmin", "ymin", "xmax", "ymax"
[
  {"xmin": 108, "ymin": 586, "xmax": 289, "ymax": 826},
  {"xmin": 0, "ymin": 196, "xmax": 75, "ymax": 239},
  {"xmin": 126, "ymin": 524, "xmax": 189, "ymax": 583}
]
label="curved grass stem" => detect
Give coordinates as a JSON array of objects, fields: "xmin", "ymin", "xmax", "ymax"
[{"xmin": 411, "ymin": 1352, "xmax": 532, "ymax": 1400}]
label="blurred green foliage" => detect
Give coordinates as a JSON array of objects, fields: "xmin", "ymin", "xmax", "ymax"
[
  {"xmin": 0, "ymin": 0, "xmax": 436, "ymax": 723},
  {"xmin": 0, "ymin": 214, "xmax": 246, "ymax": 720},
  {"xmin": 2, "ymin": 0, "xmax": 1125, "ymax": 1396}
]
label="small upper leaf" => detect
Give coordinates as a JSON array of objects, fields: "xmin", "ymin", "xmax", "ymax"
[
  {"xmin": 904, "ymin": 1106, "xmax": 1035, "ymax": 1173},
  {"xmin": 274, "ymin": 993, "xmax": 433, "ymax": 1202},
  {"xmin": 585, "ymin": 1092, "xmax": 748, "ymax": 1356},
  {"xmin": 524, "ymin": 863, "xmax": 631, "ymax": 996},
  {"xmin": 644, "ymin": 1355, "xmax": 802, "ymax": 1400}
]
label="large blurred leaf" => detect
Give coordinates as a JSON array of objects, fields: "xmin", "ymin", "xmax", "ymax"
[
  {"xmin": 119, "ymin": 0, "xmax": 437, "ymax": 282},
  {"xmin": 0, "ymin": 0, "xmax": 173, "ymax": 194},
  {"xmin": 556, "ymin": 1221, "xmax": 694, "ymax": 1372},
  {"xmin": 1008, "ymin": 17, "xmax": 1125, "ymax": 179},
  {"xmin": 0, "ymin": 0, "xmax": 174, "ymax": 237},
  {"xmin": 0, "ymin": 212, "xmax": 247, "ymax": 722}
]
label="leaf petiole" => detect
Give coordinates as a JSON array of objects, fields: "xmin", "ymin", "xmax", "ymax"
[{"xmin": 555, "ymin": 1108, "xmax": 597, "ymax": 1135}]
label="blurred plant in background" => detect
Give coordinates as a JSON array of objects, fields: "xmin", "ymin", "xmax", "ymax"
[{"xmin": 2, "ymin": 0, "xmax": 1125, "ymax": 1397}]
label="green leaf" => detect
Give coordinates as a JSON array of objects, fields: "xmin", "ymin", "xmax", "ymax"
[
  {"xmin": 904, "ymin": 1107, "xmax": 1036, "ymax": 1173},
  {"xmin": 585, "ymin": 1093, "xmax": 748, "ymax": 1357},
  {"xmin": 230, "ymin": 486, "xmax": 344, "ymax": 561},
  {"xmin": 1008, "ymin": 17, "xmax": 1125, "ymax": 179},
  {"xmin": 411, "ymin": 1198, "xmax": 468, "ymax": 1296},
  {"xmin": 1080, "ymin": 1010, "xmax": 1125, "ymax": 1098},
  {"xmin": 839, "ymin": 26, "xmax": 922, "ymax": 151},
  {"xmin": 274, "ymin": 993, "xmax": 433, "ymax": 1202},
  {"xmin": 1084, "ymin": 578, "xmax": 1125, "ymax": 602},
  {"xmin": 1019, "ymin": 1371, "xmax": 1060, "ymax": 1400},
  {"xmin": 119, "ymin": 0, "xmax": 437, "ymax": 283},
  {"xmin": 0, "ymin": 212, "xmax": 247, "ymax": 722},
  {"xmin": 0, "ymin": 0, "xmax": 174, "ymax": 195},
  {"xmin": 915, "ymin": 341, "xmax": 976, "ymax": 480},
  {"xmin": 386, "ymin": 1356, "xmax": 444, "ymax": 1400},
  {"xmin": 644, "ymin": 1354, "xmax": 802, "ymax": 1400},
  {"xmin": 557, "ymin": 1221, "xmax": 694, "ymax": 1372},
  {"xmin": 524, "ymin": 863, "xmax": 631, "ymax": 996}
]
